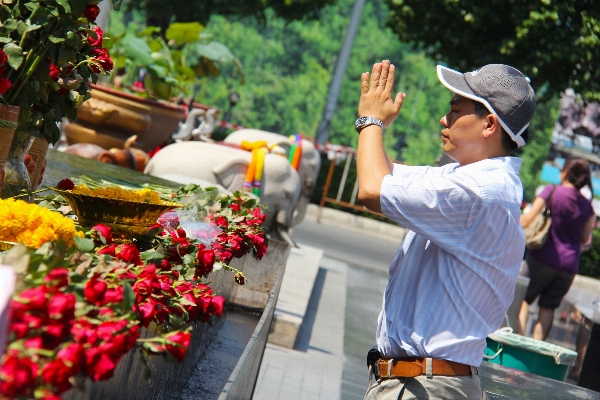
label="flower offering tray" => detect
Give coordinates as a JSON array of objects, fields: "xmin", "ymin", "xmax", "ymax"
[{"xmin": 51, "ymin": 188, "xmax": 182, "ymax": 236}]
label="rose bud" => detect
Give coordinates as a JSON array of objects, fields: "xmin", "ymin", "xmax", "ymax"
[{"xmin": 56, "ymin": 178, "xmax": 75, "ymax": 190}]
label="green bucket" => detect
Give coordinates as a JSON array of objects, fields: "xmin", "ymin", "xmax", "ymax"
[{"xmin": 483, "ymin": 330, "xmax": 577, "ymax": 381}]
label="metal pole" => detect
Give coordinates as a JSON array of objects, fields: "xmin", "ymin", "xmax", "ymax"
[{"xmin": 315, "ymin": 0, "xmax": 366, "ymax": 145}]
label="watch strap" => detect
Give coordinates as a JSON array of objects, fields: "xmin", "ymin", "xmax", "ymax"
[{"xmin": 355, "ymin": 116, "xmax": 384, "ymax": 133}]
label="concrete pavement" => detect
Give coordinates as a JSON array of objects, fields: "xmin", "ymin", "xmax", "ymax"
[
  {"xmin": 253, "ymin": 257, "xmax": 348, "ymax": 399},
  {"xmin": 252, "ymin": 205, "xmax": 400, "ymax": 399}
]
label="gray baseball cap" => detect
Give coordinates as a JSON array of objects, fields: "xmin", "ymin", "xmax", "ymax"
[{"xmin": 437, "ymin": 64, "xmax": 536, "ymax": 147}]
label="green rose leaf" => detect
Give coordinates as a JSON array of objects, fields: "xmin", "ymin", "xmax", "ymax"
[
  {"xmin": 3, "ymin": 18, "xmax": 17, "ymax": 32},
  {"xmin": 74, "ymin": 236, "xmax": 95, "ymax": 253},
  {"xmin": 3, "ymin": 42, "xmax": 23, "ymax": 69},
  {"xmin": 55, "ymin": 0, "xmax": 71, "ymax": 13},
  {"xmin": 141, "ymin": 250, "xmax": 164, "ymax": 265},
  {"xmin": 48, "ymin": 36, "xmax": 65, "ymax": 44},
  {"xmin": 121, "ymin": 281, "xmax": 135, "ymax": 312}
]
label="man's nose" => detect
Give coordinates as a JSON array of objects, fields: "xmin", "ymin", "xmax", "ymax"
[{"xmin": 440, "ymin": 114, "xmax": 448, "ymax": 128}]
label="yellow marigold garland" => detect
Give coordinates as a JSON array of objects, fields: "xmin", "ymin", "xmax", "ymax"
[
  {"xmin": 71, "ymin": 185, "xmax": 164, "ymax": 204},
  {"xmin": 0, "ymin": 198, "xmax": 82, "ymax": 248}
]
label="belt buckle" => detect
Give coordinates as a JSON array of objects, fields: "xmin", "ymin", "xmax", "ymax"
[{"xmin": 377, "ymin": 359, "xmax": 422, "ymax": 379}]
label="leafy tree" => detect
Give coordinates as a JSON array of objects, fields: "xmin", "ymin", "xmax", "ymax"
[
  {"xmin": 385, "ymin": 0, "xmax": 600, "ymax": 102},
  {"xmin": 124, "ymin": 0, "xmax": 337, "ymax": 34},
  {"xmin": 579, "ymin": 229, "xmax": 600, "ymax": 280}
]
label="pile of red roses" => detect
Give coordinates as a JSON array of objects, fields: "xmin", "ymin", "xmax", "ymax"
[{"xmin": 0, "ymin": 186, "xmax": 269, "ymax": 399}]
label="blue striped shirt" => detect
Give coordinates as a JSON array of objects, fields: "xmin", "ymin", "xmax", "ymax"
[{"xmin": 377, "ymin": 157, "xmax": 524, "ymax": 367}]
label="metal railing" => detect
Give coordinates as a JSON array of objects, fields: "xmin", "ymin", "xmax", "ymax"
[{"xmin": 313, "ymin": 143, "xmax": 386, "ymax": 222}]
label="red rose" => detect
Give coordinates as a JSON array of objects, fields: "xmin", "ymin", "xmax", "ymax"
[
  {"xmin": 196, "ymin": 295, "xmax": 224, "ymax": 322},
  {"xmin": 48, "ymin": 62, "xmax": 61, "ymax": 81},
  {"xmin": 124, "ymin": 325, "xmax": 140, "ymax": 350},
  {"xmin": 248, "ymin": 233, "xmax": 268, "ymax": 259},
  {"xmin": 89, "ymin": 47, "xmax": 113, "ymax": 73},
  {"xmin": 164, "ymin": 331, "xmax": 191, "ymax": 362},
  {"xmin": 88, "ymin": 26, "xmax": 103, "ymax": 47},
  {"xmin": 48, "ymin": 292, "xmax": 75, "ymax": 322},
  {"xmin": 229, "ymin": 203, "xmax": 241, "ymax": 212},
  {"xmin": 41, "ymin": 358, "xmax": 74, "ymax": 393},
  {"xmin": 83, "ymin": 4, "xmax": 100, "ymax": 21},
  {"xmin": 0, "ymin": 76, "xmax": 11, "ymax": 96},
  {"xmin": 208, "ymin": 296, "xmax": 224, "ymax": 317},
  {"xmin": 154, "ymin": 302, "xmax": 169, "ymax": 324},
  {"xmin": 97, "ymin": 243, "xmax": 116, "ymax": 256},
  {"xmin": 251, "ymin": 207, "xmax": 266, "ymax": 222},
  {"xmin": 57, "ymin": 343, "xmax": 84, "ymax": 372},
  {"xmin": 56, "ymin": 178, "xmax": 74, "ymax": 190},
  {"xmin": 213, "ymin": 216, "xmax": 228, "ymax": 228},
  {"xmin": 21, "ymin": 313, "xmax": 45, "ymax": 330},
  {"xmin": 91, "ymin": 224, "xmax": 112, "ymax": 244},
  {"xmin": 84, "ymin": 275, "xmax": 107, "ymax": 305},
  {"xmin": 84, "ymin": 348, "xmax": 116, "ymax": 381},
  {"xmin": 103, "ymin": 287, "xmax": 124, "ymax": 304},
  {"xmin": 138, "ymin": 298, "xmax": 157, "ymax": 327},
  {"xmin": 24, "ymin": 336, "xmax": 43, "ymax": 349},
  {"xmin": 0, "ymin": 354, "xmax": 38, "ymax": 397},
  {"xmin": 44, "ymin": 268, "xmax": 69, "ymax": 288},
  {"xmin": 71, "ymin": 319, "xmax": 98, "ymax": 344},
  {"xmin": 115, "ymin": 243, "xmax": 142, "ymax": 265},
  {"xmin": 234, "ymin": 272, "xmax": 245, "ymax": 285},
  {"xmin": 43, "ymin": 320, "xmax": 68, "ymax": 349},
  {"xmin": 195, "ymin": 244, "xmax": 215, "ymax": 277},
  {"xmin": 0, "ymin": 49, "xmax": 8, "ymax": 74},
  {"xmin": 97, "ymin": 320, "xmax": 127, "ymax": 340},
  {"xmin": 174, "ymin": 282, "xmax": 193, "ymax": 294},
  {"xmin": 18, "ymin": 285, "xmax": 48, "ymax": 311},
  {"xmin": 169, "ymin": 229, "xmax": 189, "ymax": 246}
]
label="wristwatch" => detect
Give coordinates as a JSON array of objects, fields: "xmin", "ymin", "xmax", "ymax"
[{"xmin": 355, "ymin": 116, "xmax": 384, "ymax": 133}]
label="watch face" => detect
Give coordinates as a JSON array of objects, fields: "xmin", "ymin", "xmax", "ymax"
[{"xmin": 356, "ymin": 117, "xmax": 369, "ymax": 127}]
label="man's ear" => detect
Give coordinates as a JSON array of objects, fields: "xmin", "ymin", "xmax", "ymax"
[{"xmin": 482, "ymin": 114, "xmax": 501, "ymax": 139}]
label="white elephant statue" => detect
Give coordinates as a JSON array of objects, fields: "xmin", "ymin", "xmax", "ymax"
[
  {"xmin": 224, "ymin": 129, "xmax": 321, "ymax": 226},
  {"xmin": 172, "ymin": 107, "xmax": 218, "ymax": 142},
  {"xmin": 144, "ymin": 142, "xmax": 301, "ymax": 245}
]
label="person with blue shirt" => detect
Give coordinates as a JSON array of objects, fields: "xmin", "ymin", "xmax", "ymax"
[{"xmin": 355, "ymin": 60, "xmax": 536, "ymax": 399}]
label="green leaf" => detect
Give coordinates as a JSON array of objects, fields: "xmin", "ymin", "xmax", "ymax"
[
  {"xmin": 121, "ymin": 281, "xmax": 135, "ymax": 312},
  {"xmin": 55, "ymin": 0, "xmax": 71, "ymax": 13},
  {"xmin": 182, "ymin": 253, "xmax": 196, "ymax": 265},
  {"xmin": 140, "ymin": 250, "xmax": 164, "ymax": 265},
  {"xmin": 136, "ymin": 26, "xmax": 161, "ymax": 38},
  {"xmin": 49, "ymin": 36, "xmax": 65, "ymax": 44},
  {"xmin": 65, "ymin": 31, "xmax": 80, "ymax": 48},
  {"xmin": 57, "ymin": 46, "xmax": 76, "ymax": 67},
  {"xmin": 74, "ymin": 236, "xmax": 95, "ymax": 253},
  {"xmin": 184, "ymin": 267, "xmax": 195, "ymax": 281},
  {"xmin": 3, "ymin": 18, "xmax": 17, "ymax": 32},
  {"xmin": 165, "ymin": 22, "xmax": 204, "ymax": 46},
  {"xmin": 189, "ymin": 41, "xmax": 236, "ymax": 64},
  {"xmin": 168, "ymin": 313, "xmax": 187, "ymax": 328},
  {"xmin": 3, "ymin": 42, "xmax": 23, "ymax": 69},
  {"xmin": 115, "ymin": 33, "xmax": 154, "ymax": 66}
]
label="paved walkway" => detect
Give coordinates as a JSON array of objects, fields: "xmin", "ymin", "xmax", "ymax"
[{"xmin": 253, "ymin": 257, "xmax": 348, "ymax": 399}]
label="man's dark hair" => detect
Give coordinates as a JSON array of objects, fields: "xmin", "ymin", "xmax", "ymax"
[{"xmin": 472, "ymin": 100, "xmax": 527, "ymax": 153}]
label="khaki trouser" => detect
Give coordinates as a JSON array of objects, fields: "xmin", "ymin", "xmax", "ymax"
[{"xmin": 364, "ymin": 365, "xmax": 486, "ymax": 400}]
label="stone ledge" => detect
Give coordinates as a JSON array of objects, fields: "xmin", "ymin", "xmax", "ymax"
[{"xmin": 267, "ymin": 243, "xmax": 323, "ymax": 348}]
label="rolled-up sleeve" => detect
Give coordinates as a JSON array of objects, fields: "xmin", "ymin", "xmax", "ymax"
[{"xmin": 380, "ymin": 164, "xmax": 485, "ymax": 253}]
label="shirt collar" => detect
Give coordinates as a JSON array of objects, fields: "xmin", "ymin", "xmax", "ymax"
[{"xmin": 452, "ymin": 156, "xmax": 522, "ymax": 175}]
